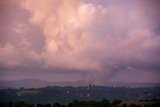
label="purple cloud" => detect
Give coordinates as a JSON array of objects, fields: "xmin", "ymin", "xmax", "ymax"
[{"xmin": 0, "ymin": 0, "xmax": 160, "ymax": 84}]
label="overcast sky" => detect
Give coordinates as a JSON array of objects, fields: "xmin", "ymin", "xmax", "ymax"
[{"xmin": 0, "ymin": 0, "xmax": 160, "ymax": 84}]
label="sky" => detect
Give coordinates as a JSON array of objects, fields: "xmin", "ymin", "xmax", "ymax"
[{"xmin": 0, "ymin": 0, "xmax": 160, "ymax": 84}]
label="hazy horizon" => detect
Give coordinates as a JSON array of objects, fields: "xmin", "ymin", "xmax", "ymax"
[{"xmin": 0, "ymin": 0, "xmax": 160, "ymax": 85}]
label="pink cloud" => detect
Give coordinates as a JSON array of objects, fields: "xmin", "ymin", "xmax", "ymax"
[{"xmin": 0, "ymin": 0, "xmax": 160, "ymax": 84}]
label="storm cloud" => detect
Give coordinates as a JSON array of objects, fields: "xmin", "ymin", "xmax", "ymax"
[{"xmin": 0, "ymin": 0, "xmax": 160, "ymax": 84}]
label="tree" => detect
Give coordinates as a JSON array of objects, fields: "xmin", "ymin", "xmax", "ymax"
[
  {"xmin": 112, "ymin": 99, "xmax": 122, "ymax": 106},
  {"xmin": 100, "ymin": 99, "xmax": 110, "ymax": 107},
  {"xmin": 15, "ymin": 101, "xmax": 26, "ymax": 107},
  {"xmin": 121, "ymin": 103, "xmax": 127, "ymax": 107},
  {"xmin": 53, "ymin": 103, "xmax": 61, "ymax": 107}
]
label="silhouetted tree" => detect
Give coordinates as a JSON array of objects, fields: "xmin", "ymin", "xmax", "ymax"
[
  {"xmin": 100, "ymin": 99, "xmax": 110, "ymax": 107},
  {"xmin": 15, "ymin": 101, "xmax": 26, "ymax": 107},
  {"xmin": 53, "ymin": 103, "xmax": 61, "ymax": 107},
  {"xmin": 121, "ymin": 103, "xmax": 127, "ymax": 107},
  {"xmin": 112, "ymin": 99, "xmax": 122, "ymax": 106}
]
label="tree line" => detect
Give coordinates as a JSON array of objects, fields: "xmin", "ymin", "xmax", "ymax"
[{"xmin": 0, "ymin": 99, "xmax": 160, "ymax": 107}]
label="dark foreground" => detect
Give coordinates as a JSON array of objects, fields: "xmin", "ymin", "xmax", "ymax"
[
  {"xmin": 0, "ymin": 86, "xmax": 160, "ymax": 104},
  {"xmin": 0, "ymin": 86, "xmax": 160, "ymax": 107},
  {"xmin": 1, "ymin": 99, "xmax": 160, "ymax": 107}
]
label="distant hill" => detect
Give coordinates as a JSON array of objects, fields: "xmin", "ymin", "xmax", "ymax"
[
  {"xmin": 105, "ymin": 82, "xmax": 160, "ymax": 88},
  {"xmin": 0, "ymin": 79, "xmax": 160, "ymax": 89},
  {"xmin": 0, "ymin": 79, "xmax": 88, "ymax": 89},
  {"xmin": 0, "ymin": 79, "xmax": 49, "ymax": 89}
]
